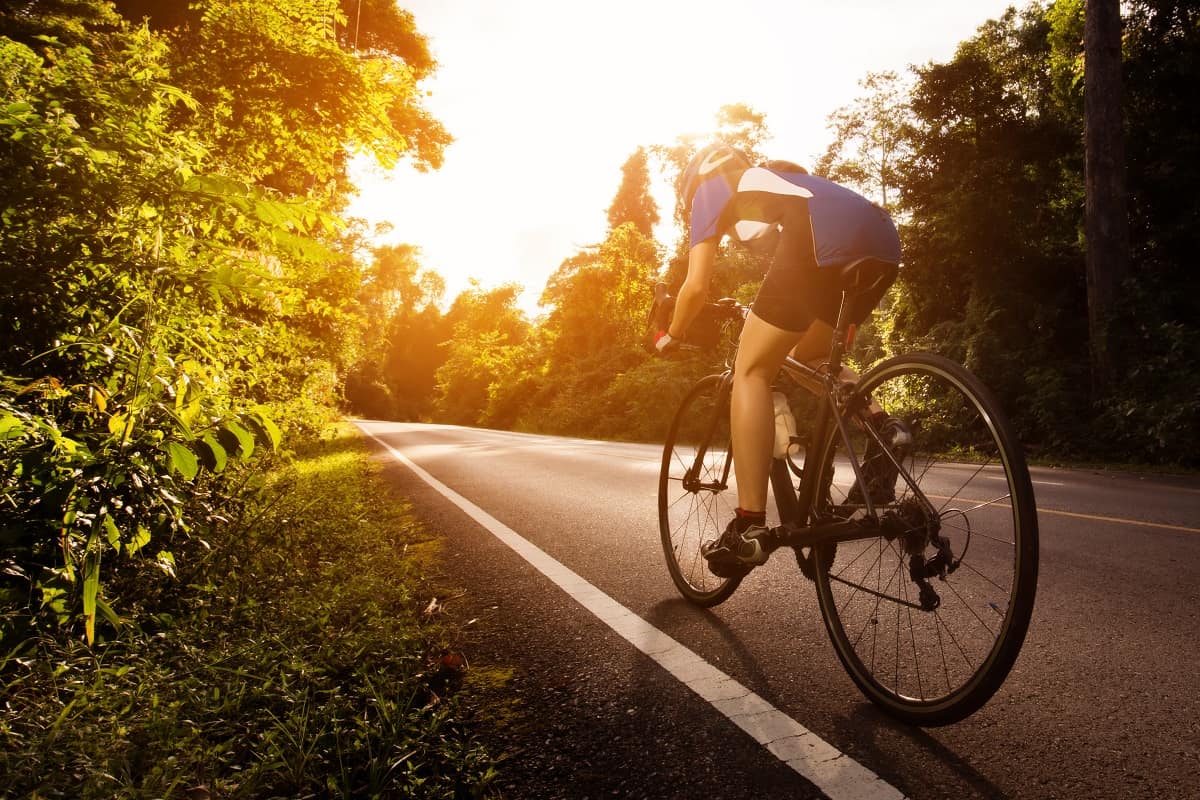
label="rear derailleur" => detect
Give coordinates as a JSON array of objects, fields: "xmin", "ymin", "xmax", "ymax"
[{"xmin": 882, "ymin": 498, "xmax": 958, "ymax": 612}]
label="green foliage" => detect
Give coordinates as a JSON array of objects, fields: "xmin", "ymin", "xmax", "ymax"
[
  {"xmin": 887, "ymin": 4, "xmax": 1092, "ymax": 455},
  {"xmin": 1093, "ymin": 283, "xmax": 1200, "ymax": 464},
  {"xmin": 878, "ymin": 0, "xmax": 1199, "ymax": 464},
  {"xmin": 1121, "ymin": 1, "xmax": 1200, "ymax": 334},
  {"xmin": 171, "ymin": 0, "xmax": 450, "ymax": 196},
  {"xmin": 1, "ymin": 0, "xmax": 451, "ymax": 644},
  {"xmin": 507, "ymin": 225, "xmax": 662, "ymax": 434},
  {"xmin": 0, "ymin": 0, "xmax": 126, "ymax": 48},
  {"xmin": 433, "ymin": 283, "xmax": 533, "ymax": 426},
  {"xmin": 0, "ymin": 366, "xmax": 278, "ymax": 646},
  {"xmin": 0, "ymin": 26, "xmax": 278, "ymax": 644},
  {"xmin": 344, "ymin": 243, "xmax": 450, "ymax": 421},
  {"xmin": 1092, "ymin": 1, "xmax": 1200, "ymax": 465},
  {"xmin": 541, "ymin": 225, "xmax": 661, "ymax": 361},
  {"xmin": 590, "ymin": 356, "xmax": 725, "ymax": 442},
  {"xmin": 817, "ymin": 70, "xmax": 911, "ymax": 210},
  {"xmin": 714, "ymin": 103, "xmax": 770, "ymax": 160},
  {"xmin": 1, "ymin": 427, "xmax": 498, "ymax": 798}
]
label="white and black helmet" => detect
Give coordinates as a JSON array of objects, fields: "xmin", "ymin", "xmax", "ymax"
[{"xmin": 678, "ymin": 143, "xmax": 751, "ymax": 210}]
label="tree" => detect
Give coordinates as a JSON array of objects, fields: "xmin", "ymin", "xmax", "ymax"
[
  {"xmin": 1092, "ymin": 0, "xmax": 1200, "ymax": 460},
  {"xmin": 433, "ymin": 283, "xmax": 531, "ymax": 426},
  {"xmin": 344, "ymin": 244, "xmax": 448, "ymax": 420},
  {"xmin": 518, "ymin": 224, "xmax": 662, "ymax": 435},
  {"xmin": 0, "ymin": 0, "xmax": 125, "ymax": 46},
  {"xmin": 333, "ymin": 0, "xmax": 435, "ymax": 70},
  {"xmin": 0, "ymin": 10, "xmax": 305, "ymax": 642},
  {"xmin": 715, "ymin": 103, "xmax": 769, "ymax": 160},
  {"xmin": 1083, "ymin": 0, "xmax": 1130, "ymax": 392},
  {"xmin": 894, "ymin": 6, "xmax": 1087, "ymax": 449},
  {"xmin": 817, "ymin": 71, "xmax": 911, "ymax": 210},
  {"xmin": 538, "ymin": 225, "xmax": 660, "ymax": 365},
  {"xmin": 116, "ymin": 0, "xmax": 451, "ymax": 198},
  {"xmin": 0, "ymin": 0, "xmax": 455, "ymax": 640},
  {"xmin": 606, "ymin": 147, "xmax": 659, "ymax": 237}
]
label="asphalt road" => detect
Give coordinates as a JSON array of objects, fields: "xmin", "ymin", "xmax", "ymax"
[{"xmin": 356, "ymin": 421, "xmax": 1200, "ymax": 800}]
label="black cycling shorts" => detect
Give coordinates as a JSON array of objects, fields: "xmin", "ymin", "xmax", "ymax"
[{"xmin": 749, "ymin": 196, "xmax": 893, "ymax": 333}]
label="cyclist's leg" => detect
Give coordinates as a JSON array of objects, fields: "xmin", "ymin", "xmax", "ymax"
[
  {"xmin": 730, "ymin": 198, "xmax": 819, "ymax": 517},
  {"xmin": 789, "ymin": 318, "xmax": 836, "ymax": 363},
  {"xmin": 790, "ymin": 320, "xmax": 885, "ymax": 416},
  {"xmin": 704, "ymin": 196, "xmax": 812, "ymax": 572},
  {"xmin": 698, "ymin": 312, "xmax": 802, "ymax": 574},
  {"xmin": 730, "ymin": 312, "xmax": 804, "ymax": 513},
  {"xmin": 792, "ymin": 317, "xmax": 909, "ymax": 504}
]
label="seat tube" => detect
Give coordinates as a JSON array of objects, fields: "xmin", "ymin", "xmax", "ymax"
[
  {"xmin": 770, "ymin": 458, "xmax": 799, "ymax": 524},
  {"xmin": 796, "ymin": 382, "xmax": 836, "ymax": 525}
]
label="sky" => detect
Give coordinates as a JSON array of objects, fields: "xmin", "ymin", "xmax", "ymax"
[{"xmin": 348, "ymin": 0, "xmax": 1023, "ymax": 313}]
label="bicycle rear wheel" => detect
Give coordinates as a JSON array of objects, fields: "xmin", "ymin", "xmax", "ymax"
[
  {"xmin": 659, "ymin": 374, "xmax": 741, "ymax": 606},
  {"xmin": 812, "ymin": 353, "xmax": 1038, "ymax": 725}
]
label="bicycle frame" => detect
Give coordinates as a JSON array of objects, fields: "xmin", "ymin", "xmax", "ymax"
[
  {"xmin": 683, "ymin": 285, "xmax": 935, "ymax": 557},
  {"xmin": 770, "ymin": 355, "xmax": 879, "ymax": 550}
]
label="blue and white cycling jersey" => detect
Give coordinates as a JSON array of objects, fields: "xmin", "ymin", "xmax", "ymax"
[{"xmin": 688, "ymin": 165, "xmax": 901, "ymax": 269}]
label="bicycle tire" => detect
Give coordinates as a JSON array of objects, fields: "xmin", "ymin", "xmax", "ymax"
[
  {"xmin": 811, "ymin": 353, "xmax": 1039, "ymax": 725},
  {"xmin": 659, "ymin": 374, "xmax": 742, "ymax": 606}
]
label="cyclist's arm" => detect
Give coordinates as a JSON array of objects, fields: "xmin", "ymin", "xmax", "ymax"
[{"xmin": 668, "ymin": 239, "xmax": 718, "ymax": 339}]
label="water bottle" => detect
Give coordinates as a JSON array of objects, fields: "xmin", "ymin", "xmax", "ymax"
[{"xmin": 772, "ymin": 391, "xmax": 799, "ymax": 459}]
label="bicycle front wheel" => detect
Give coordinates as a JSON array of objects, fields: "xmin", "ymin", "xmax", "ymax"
[
  {"xmin": 659, "ymin": 374, "xmax": 741, "ymax": 606},
  {"xmin": 813, "ymin": 353, "xmax": 1039, "ymax": 725}
]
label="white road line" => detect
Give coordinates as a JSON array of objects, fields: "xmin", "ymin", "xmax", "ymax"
[
  {"xmin": 979, "ymin": 474, "xmax": 1065, "ymax": 487},
  {"xmin": 359, "ymin": 424, "xmax": 906, "ymax": 800}
]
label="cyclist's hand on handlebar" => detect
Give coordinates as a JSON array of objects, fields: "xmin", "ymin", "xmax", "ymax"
[{"xmin": 653, "ymin": 330, "xmax": 681, "ymax": 356}]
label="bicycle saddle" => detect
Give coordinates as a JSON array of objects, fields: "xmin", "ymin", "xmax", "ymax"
[{"xmin": 836, "ymin": 258, "xmax": 898, "ymax": 295}]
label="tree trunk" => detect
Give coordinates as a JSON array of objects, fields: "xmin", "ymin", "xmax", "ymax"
[{"xmin": 1084, "ymin": 0, "xmax": 1130, "ymax": 395}]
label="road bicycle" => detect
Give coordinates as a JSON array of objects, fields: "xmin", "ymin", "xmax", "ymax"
[{"xmin": 655, "ymin": 261, "xmax": 1039, "ymax": 725}]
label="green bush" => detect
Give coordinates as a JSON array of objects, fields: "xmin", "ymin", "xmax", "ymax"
[{"xmin": 1, "ymin": 425, "xmax": 498, "ymax": 798}]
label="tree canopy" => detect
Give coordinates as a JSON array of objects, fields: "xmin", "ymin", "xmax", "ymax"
[
  {"xmin": 607, "ymin": 146, "xmax": 659, "ymax": 237},
  {"xmin": 1, "ymin": 0, "xmax": 448, "ymax": 644}
]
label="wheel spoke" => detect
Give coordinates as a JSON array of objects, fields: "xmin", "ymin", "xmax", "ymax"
[
  {"xmin": 953, "ymin": 556, "xmax": 1012, "ymax": 595},
  {"xmin": 935, "ymin": 459, "xmax": 995, "ymax": 513}
]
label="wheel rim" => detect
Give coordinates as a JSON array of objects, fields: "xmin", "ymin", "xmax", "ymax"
[
  {"xmin": 659, "ymin": 376, "xmax": 739, "ymax": 602},
  {"xmin": 814, "ymin": 357, "xmax": 1037, "ymax": 720}
]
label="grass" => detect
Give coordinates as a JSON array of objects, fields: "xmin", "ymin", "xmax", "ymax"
[{"xmin": 0, "ymin": 423, "xmax": 499, "ymax": 799}]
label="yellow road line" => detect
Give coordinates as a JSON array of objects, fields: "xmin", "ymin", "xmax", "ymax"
[
  {"xmin": 927, "ymin": 494, "xmax": 1200, "ymax": 534},
  {"xmin": 1036, "ymin": 506, "xmax": 1200, "ymax": 534}
]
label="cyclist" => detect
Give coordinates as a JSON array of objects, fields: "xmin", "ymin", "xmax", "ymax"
[{"xmin": 654, "ymin": 143, "xmax": 908, "ymax": 577}]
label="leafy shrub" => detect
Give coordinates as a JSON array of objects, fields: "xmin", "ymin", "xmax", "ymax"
[
  {"xmin": 1, "ymin": 427, "xmax": 498, "ymax": 798},
  {"xmin": 0, "ymin": 366, "xmax": 280, "ymax": 648}
]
